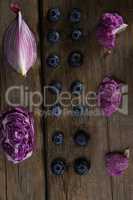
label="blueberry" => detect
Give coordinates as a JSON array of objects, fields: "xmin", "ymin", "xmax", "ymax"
[
  {"xmin": 72, "ymin": 105, "xmax": 86, "ymax": 117},
  {"xmin": 74, "ymin": 130, "xmax": 90, "ymax": 146},
  {"xmin": 74, "ymin": 158, "xmax": 90, "ymax": 175},
  {"xmin": 52, "ymin": 131, "xmax": 64, "ymax": 145},
  {"xmin": 47, "ymin": 8, "xmax": 61, "ymax": 22},
  {"xmin": 47, "ymin": 30, "xmax": 60, "ymax": 43},
  {"xmin": 71, "ymin": 30, "xmax": 82, "ymax": 41},
  {"xmin": 71, "ymin": 80, "xmax": 84, "ymax": 95},
  {"xmin": 51, "ymin": 159, "xmax": 66, "ymax": 175},
  {"xmin": 51, "ymin": 104, "xmax": 62, "ymax": 117},
  {"xmin": 68, "ymin": 52, "xmax": 83, "ymax": 67},
  {"xmin": 70, "ymin": 8, "xmax": 81, "ymax": 23},
  {"xmin": 49, "ymin": 81, "xmax": 62, "ymax": 94},
  {"xmin": 46, "ymin": 54, "xmax": 60, "ymax": 68}
]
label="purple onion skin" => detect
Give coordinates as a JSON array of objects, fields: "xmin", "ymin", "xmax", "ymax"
[
  {"xmin": 97, "ymin": 76, "xmax": 122, "ymax": 117},
  {"xmin": 0, "ymin": 107, "xmax": 35, "ymax": 164},
  {"xmin": 4, "ymin": 4, "xmax": 37, "ymax": 76},
  {"xmin": 105, "ymin": 153, "xmax": 129, "ymax": 176},
  {"xmin": 96, "ymin": 13, "xmax": 124, "ymax": 49}
]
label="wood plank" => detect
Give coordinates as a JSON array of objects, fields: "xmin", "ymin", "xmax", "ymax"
[
  {"xmin": 41, "ymin": 0, "xmax": 113, "ymax": 199},
  {"xmin": 0, "ymin": 1, "xmax": 46, "ymax": 200},
  {"xmin": 104, "ymin": 1, "xmax": 133, "ymax": 200}
]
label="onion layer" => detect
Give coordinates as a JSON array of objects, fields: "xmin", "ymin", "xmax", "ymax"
[{"xmin": 4, "ymin": 3, "xmax": 37, "ymax": 76}]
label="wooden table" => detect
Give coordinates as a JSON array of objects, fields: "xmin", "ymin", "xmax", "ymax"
[{"xmin": 0, "ymin": 0, "xmax": 133, "ymax": 200}]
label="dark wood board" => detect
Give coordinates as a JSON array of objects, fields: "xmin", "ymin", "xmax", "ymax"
[
  {"xmin": 0, "ymin": 0, "xmax": 133, "ymax": 200},
  {"xmin": 0, "ymin": 1, "xmax": 46, "ymax": 200},
  {"xmin": 102, "ymin": 1, "xmax": 133, "ymax": 200},
  {"xmin": 41, "ymin": 0, "xmax": 133, "ymax": 200},
  {"xmin": 41, "ymin": 1, "xmax": 119, "ymax": 200}
]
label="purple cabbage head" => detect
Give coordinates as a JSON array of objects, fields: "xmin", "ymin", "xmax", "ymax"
[
  {"xmin": 0, "ymin": 107, "xmax": 35, "ymax": 164},
  {"xmin": 105, "ymin": 153, "xmax": 129, "ymax": 176},
  {"xmin": 97, "ymin": 76, "xmax": 122, "ymax": 117},
  {"xmin": 96, "ymin": 13, "xmax": 124, "ymax": 49}
]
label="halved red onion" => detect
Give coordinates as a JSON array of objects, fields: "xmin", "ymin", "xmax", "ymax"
[{"xmin": 4, "ymin": 3, "xmax": 37, "ymax": 76}]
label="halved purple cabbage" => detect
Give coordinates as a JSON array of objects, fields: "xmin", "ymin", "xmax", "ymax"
[
  {"xmin": 0, "ymin": 107, "xmax": 35, "ymax": 164},
  {"xmin": 97, "ymin": 76, "xmax": 122, "ymax": 117},
  {"xmin": 105, "ymin": 152, "xmax": 129, "ymax": 176},
  {"xmin": 96, "ymin": 13, "xmax": 126, "ymax": 49}
]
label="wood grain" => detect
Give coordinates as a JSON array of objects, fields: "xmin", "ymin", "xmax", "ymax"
[
  {"xmin": 0, "ymin": 1, "xmax": 45, "ymax": 200},
  {"xmin": 41, "ymin": 0, "xmax": 115, "ymax": 200},
  {"xmin": 0, "ymin": 0, "xmax": 133, "ymax": 199},
  {"xmin": 104, "ymin": 1, "xmax": 133, "ymax": 200}
]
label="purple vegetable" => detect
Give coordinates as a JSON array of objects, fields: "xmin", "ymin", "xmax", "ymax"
[
  {"xmin": 96, "ymin": 13, "xmax": 128, "ymax": 49},
  {"xmin": 96, "ymin": 26, "xmax": 115, "ymax": 49},
  {"xmin": 97, "ymin": 76, "xmax": 122, "ymax": 117},
  {"xmin": 105, "ymin": 150, "xmax": 129, "ymax": 176},
  {"xmin": 4, "ymin": 3, "xmax": 37, "ymax": 76},
  {"xmin": 0, "ymin": 107, "xmax": 35, "ymax": 164},
  {"xmin": 100, "ymin": 13, "xmax": 123, "ymax": 29}
]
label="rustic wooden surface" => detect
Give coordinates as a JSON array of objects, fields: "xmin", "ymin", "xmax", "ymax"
[
  {"xmin": 0, "ymin": 0, "xmax": 133, "ymax": 200},
  {"xmin": 0, "ymin": 1, "xmax": 46, "ymax": 200}
]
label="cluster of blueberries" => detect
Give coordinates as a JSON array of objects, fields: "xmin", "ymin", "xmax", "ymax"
[
  {"xmin": 46, "ymin": 8, "xmax": 83, "ymax": 69},
  {"xmin": 47, "ymin": 8, "xmax": 90, "ymax": 176},
  {"xmin": 49, "ymin": 80, "xmax": 86, "ymax": 118},
  {"xmin": 47, "ymin": 8, "xmax": 85, "ymax": 117},
  {"xmin": 51, "ymin": 130, "xmax": 91, "ymax": 176}
]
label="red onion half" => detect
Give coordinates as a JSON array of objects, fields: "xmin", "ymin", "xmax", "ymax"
[{"xmin": 4, "ymin": 3, "xmax": 37, "ymax": 76}]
